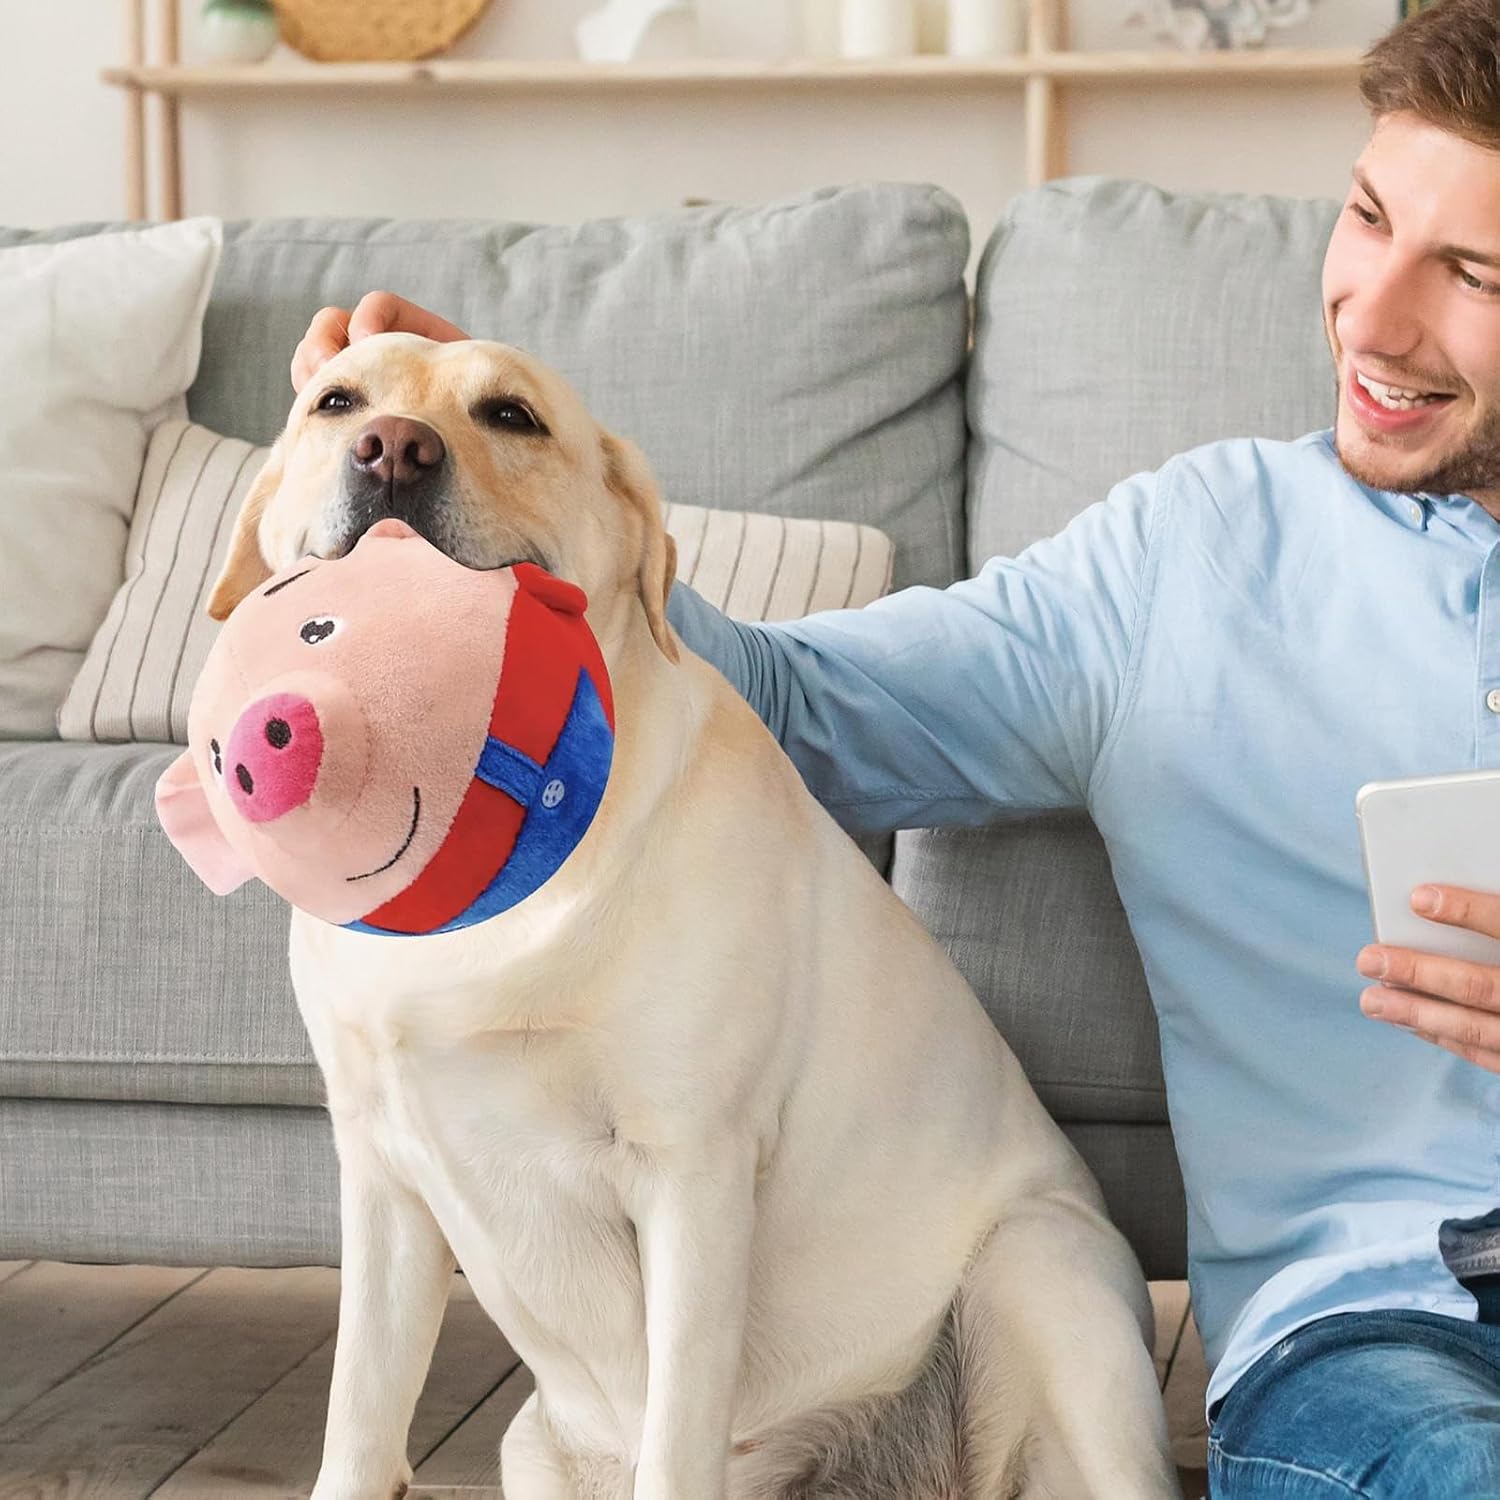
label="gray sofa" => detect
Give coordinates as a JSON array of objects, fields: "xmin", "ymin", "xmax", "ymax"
[{"xmin": 0, "ymin": 178, "xmax": 1339, "ymax": 1280}]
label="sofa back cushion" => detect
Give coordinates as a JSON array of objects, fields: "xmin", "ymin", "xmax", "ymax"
[
  {"xmin": 202, "ymin": 189, "xmax": 966, "ymax": 591},
  {"xmin": 968, "ymin": 177, "xmax": 1339, "ymax": 561},
  {"xmin": 893, "ymin": 179, "xmax": 1342, "ymax": 1276}
]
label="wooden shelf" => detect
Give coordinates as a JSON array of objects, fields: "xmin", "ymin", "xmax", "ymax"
[
  {"xmin": 106, "ymin": 0, "xmax": 1369, "ymax": 220},
  {"xmin": 101, "ymin": 46, "xmax": 1364, "ymax": 96},
  {"xmin": 1042, "ymin": 45, "xmax": 1362, "ymax": 79}
]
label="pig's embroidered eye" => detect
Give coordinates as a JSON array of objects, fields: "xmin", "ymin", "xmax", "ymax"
[
  {"xmin": 299, "ymin": 616, "xmax": 341, "ymax": 646},
  {"xmin": 209, "ymin": 738, "xmax": 223, "ymax": 777}
]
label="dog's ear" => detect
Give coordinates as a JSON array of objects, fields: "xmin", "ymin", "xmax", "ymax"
[
  {"xmin": 602, "ymin": 431, "xmax": 679, "ymax": 663},
  {"xmin": 206, "ymin": 441, "xmax": 283, "ymax": 621}
]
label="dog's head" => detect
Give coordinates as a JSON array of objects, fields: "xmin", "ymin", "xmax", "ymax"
[{"xmin": 208, "ymin": 333, "xmax": 677, "ymax": 662}]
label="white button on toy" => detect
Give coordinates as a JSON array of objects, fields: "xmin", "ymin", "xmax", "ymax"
[{"xmin": 542, "ymin": 779, "xmax": 567, "ymax": 808}]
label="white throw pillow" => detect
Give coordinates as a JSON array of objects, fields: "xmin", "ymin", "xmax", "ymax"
[
  {"xmin": 0, "ymin": 218, "xmax": 222, "ymax": 739},
  {"xmin": 60, "ymin": 419, "xmax": 895, "ymax": 745}
]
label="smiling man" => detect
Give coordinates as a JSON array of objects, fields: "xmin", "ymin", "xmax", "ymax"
[
  {"xmin": 291, "ymin": 1, "xmax": 1500, "ymax": 1491},
  {"xmin": 1329, "ymin": 71, "xmax": 1500, "ymax": 507}
]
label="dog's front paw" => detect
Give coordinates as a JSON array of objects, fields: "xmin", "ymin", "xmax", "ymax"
[
  {"xmin": 633, "ymin": 1459, "xmax": 726, "ymax": 1500},
  {"xmin": 309, "ymin": 1457, "xmax": 413, "ymax": 1500}
]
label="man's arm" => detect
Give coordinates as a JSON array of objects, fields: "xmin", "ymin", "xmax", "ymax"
[{"xmin": 667, "ymin": 472, "xmax": 1160, "ymax": 836}]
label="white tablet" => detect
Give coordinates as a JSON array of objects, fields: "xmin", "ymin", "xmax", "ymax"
[{"xmin": 1356, "ymin": 770, "xmax": 1500, "ymax": 966}]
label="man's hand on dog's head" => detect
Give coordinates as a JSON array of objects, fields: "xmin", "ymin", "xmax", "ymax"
[{"xmin": 291, "ymin": 292, "xmax": 470, "ymax": 392}]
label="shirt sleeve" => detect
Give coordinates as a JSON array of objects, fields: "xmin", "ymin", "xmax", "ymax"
[{"xmin": 665, "ymin": 469, "xmax": 1161, "ymax": 836}]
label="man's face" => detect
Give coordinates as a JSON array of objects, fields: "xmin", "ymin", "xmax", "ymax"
[{"xmin": 1324, "ymin": 112, "xmax": 1500, "ymax": 510}]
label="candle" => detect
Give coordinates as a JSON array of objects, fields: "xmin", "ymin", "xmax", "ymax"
[
  {"xmin": 915, "ymin": 0, "xmax": 948, "ymax": 51},
  {"xmin": 946, "ymin": 0, "xmax": 1026, "ymax": 56},
  {"xmin": 840, "ymin": 0, "xmax": 918, "ymax": 58},
  {"xmin": 802, "ymin": 0, "xmax": 841, "ymax": 56}
]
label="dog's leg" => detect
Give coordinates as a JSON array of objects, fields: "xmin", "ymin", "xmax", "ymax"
[
  {"xmin": 956, "ymin": 1192, "xmax": 1181, "ymax": 1500},
  {"xmin": 627, "ymin": 1139, "xmax": 758, "ymax": 1500},
  {"xmin": 501, "ymin": 1392, "xmax": 634, "ymax": 1500},
  {"xmin": 500, "ymin": 1391, "xmax": 578, "ymax": 1499},
  {"xmin": 310, "ymin": 1130, "xmax": 456, "ymax": 1500}
]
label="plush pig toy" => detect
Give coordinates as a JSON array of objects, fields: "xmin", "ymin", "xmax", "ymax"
[{"xmin": 155, "ymin": 518, "xmax": 614, "ymax": 936}]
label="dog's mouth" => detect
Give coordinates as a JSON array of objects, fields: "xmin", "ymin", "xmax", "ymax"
[
  {"xmin": 347, "ymin": 785, "xmax": 421, "ymax": 883},
  {"xmin": 311, "ymin": 515, "xmax": 554, "ymax": 578}
]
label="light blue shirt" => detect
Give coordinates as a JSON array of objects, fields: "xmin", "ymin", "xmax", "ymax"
[{"xmin": 667, "ymin": 429, "xmax": 1500, "ymax": 1411}]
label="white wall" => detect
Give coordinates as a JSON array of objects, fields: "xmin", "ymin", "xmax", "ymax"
[{"xmin": 6, "ymin": 0, "xmax": 1394, "ymax": 256}]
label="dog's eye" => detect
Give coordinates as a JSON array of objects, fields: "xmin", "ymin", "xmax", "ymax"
[
  {"xmin": 315, "ymin": 388, "xmax": 359, "ymax": 414},
  {"xmin": 476, "ymin": 398, "xmax": 547, "ymax": 436},
  {"xmin": 299, "ymin": 616, "xmax": 341, "ymax": 646}
]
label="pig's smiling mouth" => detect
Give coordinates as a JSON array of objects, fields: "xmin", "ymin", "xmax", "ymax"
[{"xmin": 347, "ymin": 786, "xmax": 421, "ymax": 883}]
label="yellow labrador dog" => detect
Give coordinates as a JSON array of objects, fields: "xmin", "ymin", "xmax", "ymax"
[{"xmin": 207, "ymin": 332, "xmax": 1178, "ymax": 1500}]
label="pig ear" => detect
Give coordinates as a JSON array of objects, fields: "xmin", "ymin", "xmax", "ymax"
[{"xmin": 155, "ymin": 750, "xmax": 255, "ymax": 896}]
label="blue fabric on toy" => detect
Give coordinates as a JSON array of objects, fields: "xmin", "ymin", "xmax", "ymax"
[{"xmin": 343, "ymin": 668, "xmax": 613, "ymax": 937}]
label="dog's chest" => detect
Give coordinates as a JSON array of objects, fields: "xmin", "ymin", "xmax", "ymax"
[
  {"xmin": 364, "ymin": 1025, "xmax": 639, "ymax": 1213},
  {"xmin": 355, "ymin": 1028, "xmax": 653, "ymax": 1371}
]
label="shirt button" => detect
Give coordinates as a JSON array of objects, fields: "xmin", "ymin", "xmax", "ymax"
[
  {"xmin": 1408, "ymin": 500, "xmax": 1423, "ymax": 524},
  {"xmin": 1487, "ymin": 689, "xmax": 1500, "ymax": 714}
]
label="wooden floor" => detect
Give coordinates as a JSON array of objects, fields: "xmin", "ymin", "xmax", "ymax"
[{"xmin": 0, "ymin": 1262, "xmax": 1209, "ymax": 1499}]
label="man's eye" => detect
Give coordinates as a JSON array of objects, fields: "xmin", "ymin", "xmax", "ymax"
[
  {"xmin": 476, "ymin": 398, "xmax": 547, "ymax": 435},
  {"xmin": 1349, "ymin": 203, "xmax": 1380, "ymax": 228},
  {"xmin": 316, "ymin": 388, "xmax": 358, "ymax": 414},
  {"xmin": 1459, "ymin": 268, "xmax": 1500, "ymax": 297},
  {"xmin": 300, "ymin": 616, "xmax": 341, "ymax": 645}
]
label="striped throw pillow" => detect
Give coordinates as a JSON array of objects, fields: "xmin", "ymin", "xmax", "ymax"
[{"xmin": 59, "ymin": 421, "xmax": 895, "ymax": 745}]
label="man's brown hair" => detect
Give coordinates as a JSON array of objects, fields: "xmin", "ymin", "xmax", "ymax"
[{"xmin": 1360, "ymin": 0, "xmax": 1500, "ymax": 152}]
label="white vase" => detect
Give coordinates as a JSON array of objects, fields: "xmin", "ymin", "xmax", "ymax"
[
  {"xmin": 947, "ymin": 0, "xmax": 1027, "ymax": 55},
  {"xmin": 840, "ymin": 0, "xmax": 917, "ymax": 57},
  {"xmin": 576, "ymin": 0, "xmax": 698, "ymax": 63},
  {"xmin": 198, "ymin": 1, "xmax": 279, "ymax": 64}
]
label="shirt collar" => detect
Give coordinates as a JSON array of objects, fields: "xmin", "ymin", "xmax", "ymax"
[
  {"xmin": 1315, "ymin": 428, "xmax": 1500, "ymax": 545},
  {"xmin": 1406, "ymin": 489, "xmax": 1500, "ymax": 551}
]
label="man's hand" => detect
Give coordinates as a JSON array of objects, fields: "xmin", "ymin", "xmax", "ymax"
[
  {"xmin": 290, "ymin": 291, "xmax": 470, "ymax": 392},
  {"xmin": 1357, "ymin": 884, "xmax": 1500, "ymax": 1073}
]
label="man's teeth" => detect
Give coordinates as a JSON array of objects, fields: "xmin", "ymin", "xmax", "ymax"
[{"xmin": 1356, "ymin": 372, "xmax": 1446, "ymax": 410}]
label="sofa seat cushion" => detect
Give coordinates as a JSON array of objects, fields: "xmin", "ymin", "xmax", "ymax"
[
  {"xmin": 0, "ymin": 741, "xmax": 319, "ymax": 1107},
  {"xmin": 0, "ymin": 1102, "xmax": 1186, "ymax": 1276}
]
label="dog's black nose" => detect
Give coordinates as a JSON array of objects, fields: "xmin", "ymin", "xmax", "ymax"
[{"xmin": 348, "ymin": 416, "xmax": 446, "ymax": 488}]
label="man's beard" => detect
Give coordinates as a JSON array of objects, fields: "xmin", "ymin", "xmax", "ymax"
[{"xmin": 1335, "ymin": 381, "xmax": 1500, "ymax": 499}]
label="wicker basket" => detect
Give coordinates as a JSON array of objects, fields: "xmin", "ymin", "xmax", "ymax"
[{"xmin": 273, "ymin": 0, "xmax": 495, "ymax": 62}]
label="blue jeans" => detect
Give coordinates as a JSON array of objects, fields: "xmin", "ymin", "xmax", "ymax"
[{"xmin": 1207, "ymin": 1310, "xmax": 1500, "ymax": 1497}]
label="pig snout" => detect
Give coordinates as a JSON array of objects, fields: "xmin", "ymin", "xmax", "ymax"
[{"xmin": 222, "ymin": 692, "xmax": 325, "ymax": 823}]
